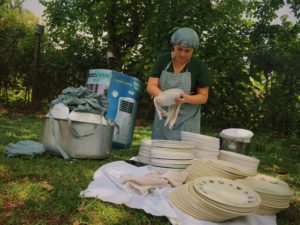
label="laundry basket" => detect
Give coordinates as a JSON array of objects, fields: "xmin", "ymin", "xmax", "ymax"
[{"xmin": 219, "ymin": 128, "xmax": 253, "ymax": 155}]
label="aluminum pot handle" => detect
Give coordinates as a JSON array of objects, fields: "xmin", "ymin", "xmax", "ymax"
[
  {"xmin": 67, "ymin": 119, "xmax": 99, "ymax": 138},
  {"xmin": 48, "ymin": 111, "xmax": 70, "ymax": 160}
]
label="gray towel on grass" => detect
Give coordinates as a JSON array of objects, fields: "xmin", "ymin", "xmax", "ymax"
[{"xmin": 6, "ymin": 140, "xmax": 45, "ymax": 157}]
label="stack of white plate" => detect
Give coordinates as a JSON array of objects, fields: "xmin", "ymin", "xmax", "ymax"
[
  {"xmin": 137, "ymin": 139, "xmax": 152, "ymax": 164},
  {"xmin": 185, "ymin": 159, "xmax": 257, "ymax": 182},
  {"xmin": 219, "ymin": 150, "xmax": 260, "ymax": 174},
  {"xmin": 149, "ymin": 140, "xmax": 194, "ymax": 170},
  {"xmin": 169, "ymin": 176, "xmax": 261, "ymax": 222},
  {"xmin": 181, "ymin": 131, "xmax": 220, "ymax": 159},
  {"xmin": 236, "ymin": 174, "xmax": 294, "ymax": 215}
]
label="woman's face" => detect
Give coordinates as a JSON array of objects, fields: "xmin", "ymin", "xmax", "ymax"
[{"xmin": 173, "ymin": 45, "xmax": 194, "ymax": 63}]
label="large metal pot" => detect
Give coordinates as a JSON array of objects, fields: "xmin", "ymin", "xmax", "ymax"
[{"xmin": 41, "ymin": 117, "xmax": 114, "ymax": 159}]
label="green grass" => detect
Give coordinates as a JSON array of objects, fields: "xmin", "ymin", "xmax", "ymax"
[{"xmin": 0, "ymin": 114, "xmax": 299, "ymax": 225}]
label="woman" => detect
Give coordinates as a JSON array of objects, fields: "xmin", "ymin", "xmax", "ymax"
[{"xmin": 147, "ymin": 27, "xmax": 211, "ymax": 140}]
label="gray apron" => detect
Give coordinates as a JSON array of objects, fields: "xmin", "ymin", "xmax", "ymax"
[{"xmin": 151, "ymin": 61, "xmax": 201, "ymax": 140}]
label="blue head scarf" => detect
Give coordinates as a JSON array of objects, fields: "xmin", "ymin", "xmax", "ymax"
[{"xmin": 170, "ymin": 27, "xmax": 200, "ymax": 49}]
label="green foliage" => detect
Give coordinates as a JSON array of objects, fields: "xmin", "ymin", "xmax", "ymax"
[
  {"xmin": 0, "ymin": 0, "xmax": 299, "ymax": 135},
  {"xmin": 0, "ymin": 1, "xmax": 37, "ymax": 104}
]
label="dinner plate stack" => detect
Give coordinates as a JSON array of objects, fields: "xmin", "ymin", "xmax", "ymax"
[
  {"xmin": 169, "ymin": 176, "xmax": 261, "ymax": 222},
  {"xmin": 149, "ymin": 140, "xmax": 194, "ymax": 171},
  {"xmin": 236, "ymin": 174, "xmax": 294, "ymax": 215},
  {"xmin": 137, "ymin": 139, "xmax": 152, "ymax": 164},
  {"xmin": 219, "ymin": 150, "xmax": 260, "ymax": 174},
  {"xmin": 181, "ymin": 131, "xmax": 220, "ymax": 159},
  {"xmin": 185, "ymin": 159, "xmax": 257, "ymax": 182}
]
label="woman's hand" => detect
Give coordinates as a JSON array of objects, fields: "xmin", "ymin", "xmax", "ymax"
[
  {"xmin": 175, "ymin": 87, "xmax": 209, "ymax": 105},
  {"xmin": 175, "ymin": 92, "xmax": 189, "ymax": 104}
]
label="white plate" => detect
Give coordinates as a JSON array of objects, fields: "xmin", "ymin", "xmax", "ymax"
[
  {"xmin": 206, "ymin": 159, "xmax": 257, "ymax": 176},
  {"xmin": 137, "ymin": 155, "xmax": 150, "ymax": 164},
  {"xmin": 187, "ymin": 182, "xmax": 257, "ymax": 214},
  {"xmin": 149, "ymin": 165, "xmax": 184, "ymax": 172},
  {"xmin": 194, "ymin": 146, "xmax": 219, "ymax": 151},
  {"xmin": 181, "ymin": 131, "xmax": 220, "ymax": 142},
  {"xmin": 150, "ymin": 161, "xmax": 190, "ymax": 169},
  {"xmin": 193, "ymin": 176, "xmax": 261, "ymax": 208},
  {"xmin": 169, "ymin": 184, "xmax": 226, "ymax": 222},
  {"xmin": 140, "ymin": 139, "xmax": 152, "ymax": 146},
  {"xmin": 236, "ymin": 175, "xmax": 294, "ymax": 196},
  {"xmin": 151, "ymin": 152, "xmax": 194, "ymax": 160},
  {"xmin": 151, "ymin": 157, "xmax": 193, "ymax": 165},
  {"xmin": 194, "ymin": 151, "xmax": 219, "ymax": 157},
  {"xmin": 185, "ymin": 162, "xmax": 246, "ymax": 181},
  {"xmin": 219, "ymin": 150, "xmax": 259, "ymax": 166},
  {"xmin": 151, "ymin": 139, "xmax": 194, "ymax": 149},
  {"xmin": 219, "ymin": 155, "xmax": 258, "ymax": 168},
  {"xmin": 138, "ymin": 149, "xmax": 151, "ymax": 157}
]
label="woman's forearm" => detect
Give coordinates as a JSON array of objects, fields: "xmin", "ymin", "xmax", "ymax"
[
  {"xmin": 147, "ymin": 77, "xmax": 162, "ymax": 97},
  {"xmin": 185, "ymin": 92, "xmax": 208, "ymax": 104},
  {"xmin": 176, "ymin": 87, "xmax": 209, "ymax": 105}
]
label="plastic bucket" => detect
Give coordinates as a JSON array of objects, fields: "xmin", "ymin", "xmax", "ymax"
[{"xmin": 219, "ymin": 128, "xmax": 253, "ymax": 155}]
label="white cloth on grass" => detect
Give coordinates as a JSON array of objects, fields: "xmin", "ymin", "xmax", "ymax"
[{"xmin": 80, "ymin": 161, "xmax": 277, "ymax": 225}]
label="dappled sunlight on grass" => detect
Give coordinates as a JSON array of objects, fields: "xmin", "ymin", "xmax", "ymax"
[
  {"xmin": 72, "ymin": 198, "xmax": 170, "ymax": 225},
  {"xmin": 4, "ymin": 180, "xmax": 51, "ymax": 202},
  {"xmin": 0, "ymin": 164, "xmax": 8, "ymax": 174},
  {"xmin": 0, "ymin": 115, "xmax": 42, "ymax": 147}
]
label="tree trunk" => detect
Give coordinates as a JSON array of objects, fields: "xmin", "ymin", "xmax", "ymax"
[
  {"xmin": 31, "ymin": 27, "xmax": 43, "ymax": 110},
  {"xmin": 106, "ymin": 0, "xmax": 120, "ymax": 71}
]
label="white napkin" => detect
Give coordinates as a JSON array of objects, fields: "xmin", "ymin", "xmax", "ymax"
[
  {"xmin": 119, "ymin": 170, "xmax": 188, "ymax": 196},
  {"xmin": 154, "ymin": 89, "xmax": 183, "ymax": 129}
]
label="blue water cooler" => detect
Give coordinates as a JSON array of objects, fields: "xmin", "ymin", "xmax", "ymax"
[{"xmin": 86, "ymin": 69, "xmax": 141, "ymax": 148}]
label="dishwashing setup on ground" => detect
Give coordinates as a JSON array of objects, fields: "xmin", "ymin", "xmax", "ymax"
[
  {"xmin": 75, "ymin": 84, "xmax": 294, "ymax": 225},
  {"xmin": 15, "ymin": 70, "xmax": 293, "ymax": 225}
]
